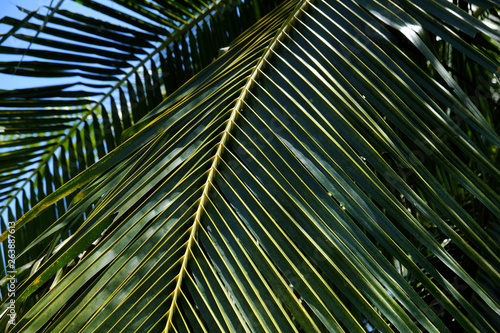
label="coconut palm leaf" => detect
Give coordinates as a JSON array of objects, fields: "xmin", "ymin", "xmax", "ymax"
[
  {"xmin": 2, "ymin": 0, "xmax": 500, "ymax": 331},
  {"xmin": 0, "ymin": 0, "xmax": 281, "ymax": 280}
]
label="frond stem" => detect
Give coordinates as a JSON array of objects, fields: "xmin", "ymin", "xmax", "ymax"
[{"xmin": 163, "ymin": 0, "xmax": 311, "ymax": 330}]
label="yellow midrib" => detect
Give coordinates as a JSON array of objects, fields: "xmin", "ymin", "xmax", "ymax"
[{"xmin": 163, "ymin": 0, "xmax": 311, "ymax": 331}]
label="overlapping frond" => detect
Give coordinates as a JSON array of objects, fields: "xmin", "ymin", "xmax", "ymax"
[{"xmin": 1, "ymin": 0, "xmax": 500, "ymax": 331}]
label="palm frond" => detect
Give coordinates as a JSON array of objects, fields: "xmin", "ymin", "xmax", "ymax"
[{"xmin": 2, "ymin": 0, "xmax": 500, "ymax": 331}]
